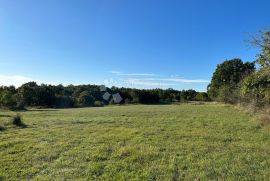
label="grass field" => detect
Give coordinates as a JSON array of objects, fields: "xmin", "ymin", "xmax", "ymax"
[{"xmin": 0, "ymin": 104, "xmax": 269, "ymax": 180}]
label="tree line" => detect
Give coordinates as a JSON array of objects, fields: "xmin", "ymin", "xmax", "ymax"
[
  {"xmin": 207, "ymin": 30, "xmax": 270, "ymax": 107},
  {"xmin": 0, "ymin": 82, "xmax": 209, "ymax": 109}
]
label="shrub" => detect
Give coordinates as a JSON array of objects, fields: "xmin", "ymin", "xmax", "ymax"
[
  {"xmin": 241, "ymin": 69, "xmax": 270, "ymax": 105},
  {"xmin": 194, "ymin": 92, "xmax": 210, "ymax": 101},
  {"xmin": 12, "ymin": 114, "xmax": 26, "ymax": 127},
  {"xmin": 0, "ymin": 90, "xmax": 17, "ymax": 109},
  {"xmin": 93, "ymin": 101, "xmax": 104, "ymax": 107}
]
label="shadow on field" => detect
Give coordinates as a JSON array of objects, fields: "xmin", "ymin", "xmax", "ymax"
[
  {"xmin": 18, "ymin": 109, "xmax": 59, "ymax": 112},
  {"xmin": 0, "ymin": 115, "xmax": 12, "ymax": 118}
]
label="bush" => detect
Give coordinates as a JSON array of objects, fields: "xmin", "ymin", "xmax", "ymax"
[
  {"xmin": 12, "ymin": 114, "xmax": 26, "ymax": 127},
  {"xmin": 0, "ymin": 90, "xmax": 17, "ymax": 109},
  {"xmin": 93, "ymin": 101, "xmax": 104, "ymax": 107},
  {"xmin": 241, "ymin": 69, "xmax": 270, "ymax": 105},
  {"xmin": 194, "ymin": 92, "xmax": 210, "ymax": 101}
]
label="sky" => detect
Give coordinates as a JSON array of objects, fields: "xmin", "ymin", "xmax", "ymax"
[{"xmin": 0, "ymin": 0, "xmax": 269, "ymax": 91}]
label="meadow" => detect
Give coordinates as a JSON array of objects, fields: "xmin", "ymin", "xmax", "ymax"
[{"xmin": 0, "ymin": 104, "xmax": 269, "ymax": 180}]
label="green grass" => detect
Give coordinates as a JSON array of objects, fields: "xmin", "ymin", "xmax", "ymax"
[{"xmin": 0, "ymin": 104, "xmax": 269, "ymax": 180}]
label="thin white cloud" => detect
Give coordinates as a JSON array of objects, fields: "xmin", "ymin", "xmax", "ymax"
[
  {"xmin": 110, "ymin": 71, "xmax": 209, "ymax": 83},
  {"xmin": 125, "ymin": 78, "xmax": 175, "ymax": 87},
  {"xmin": 110, "ymin": 71, "xmax": 123, "ymax": 74},
  {"xmin": 123, "ymin": 73, "xmax": 157, "ymax": 76},
  {"xmin": 128, "ymin": 78, "xmax": 210, "ymax": 84},
  {"xmin": 0, "ymin": 75, "xmax": 34, "ymax": 87},
  {"xmin": 110, "ymin": 71, "xmax": 157, "ymax": 76},
  {"xmin": 160, "ymin": 78, "xmax": 210, "ymax": 83}
]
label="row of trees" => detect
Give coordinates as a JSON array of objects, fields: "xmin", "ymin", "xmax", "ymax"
[
  {"xmin": 208, "ymin": 30, "xmax": 270, "ymax": 107},
  {"xmin": 0, "ymin": 82, "xmax": 209, "ymax": 109}
]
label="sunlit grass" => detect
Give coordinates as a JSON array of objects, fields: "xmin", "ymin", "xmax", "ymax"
[{"xmin": 0, "ymin": 104, "xmax": 269, "ymax": 180}]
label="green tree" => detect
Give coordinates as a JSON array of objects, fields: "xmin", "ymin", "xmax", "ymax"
[
  {"xmin": 17, "ymin": 82, "xmax": 39, "ymax": 106},
  {"xmin": 241, "ymin": 69, "xmax": 270, "ymax": 104},
  {"xmin": 194, "ymin": 92, "xmax": 210, "ymax": 101},
  {"xmin": 0, "ymin": 87, "xmax": 17, "ymax": 108},
  {"xmin": 208, "ymin": 59, "xmax": 255, "ymax": 102},
  {"xmin": 77, "ymin": 91, "xmax": 95, "ymax": 107},
  {"xmin": 241, "ymin": 31, "xmax": 270, "ymax": 105}
]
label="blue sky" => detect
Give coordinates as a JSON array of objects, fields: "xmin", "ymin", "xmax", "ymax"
[{"xmin": 0, "ymin": 0, "xmax": 269, "ymax": 91}]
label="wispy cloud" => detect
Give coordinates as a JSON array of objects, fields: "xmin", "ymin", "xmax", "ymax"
[
  {"xmin": 127, "ymin": 78, "xmax": 210, "ymax": 84},
  {"xmin": 110, "ymin": 71, "xmax": 123, "ymax": 74},
  {"xmin": 110, "ymin": 71, "xmax": 157, "ymax": 76},
  {"xmin": 0, "ymin": 75, "xmax": 34, "ymax": 87},
  {"xmin": 110, "ymin": 71, "xmax": 209, "ymax": 83},
  {"xmin": 109, "ymin": 71, "xmax": 209, "ymax": 89},
  {"xmin": 126, "ymin": 78, "xmax": 176, "ymax": 87},
  {"xmin": 160, "ymin": 78, "xmax": 210, "ymax": 83}
]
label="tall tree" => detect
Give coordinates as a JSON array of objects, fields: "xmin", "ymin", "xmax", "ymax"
[
  {"xmin": 208, "ymin": 59, "xmax": 255, "ymax": 102},
  {"xmin": 241, "ymin": 30, "xmax": 270, "ymax": 104}
]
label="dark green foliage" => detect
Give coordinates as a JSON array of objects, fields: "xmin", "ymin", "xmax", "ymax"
[
  {"xmin": 93, "ymin": 101, "xmax": 104, "ymax": 107},
  {"xmin": 240, "ymin": 30, "xmax": 270, "ymax": 106},
  {"xmin": 17, "ymin": 82, "xmax": 39, "ymax": 106},
  {"xmin": 208, "ymin": 58, "xmax": 255, "ymax": 102},
  {"xmin": 180, "ymin": 89, "xmax": 197, "ymax": 101},
  {"xmin": 0, "ymin": 83, "xmax": 204, "ymax": 109},
  {"xmin": 130, "ymin": 89, "xmax": 160, "ymax": 104},
  {"xmin": 77, "ymin": 91, "xmax": 95, "ymax": 107},
  {"xmin": 0, "ymin": 86, "xmax": 17, "ymax": 109},
  {"xmin": 55, "ymin": 95, "xmax": 75, "ymax": 108},
  {"xmin": 124, "ymin": 98, "xmax": 131, "ymax": 104},
  {"xmin": 241, "ymin": 68, "xmax": 270, "ymax": 104},
  {"xmin": 194, "ymin": 92, "xmax": 210, "ymax": 101},
  {"xmin": 0, "ymin": 82, "xmax": 202, "ymax": 110}
]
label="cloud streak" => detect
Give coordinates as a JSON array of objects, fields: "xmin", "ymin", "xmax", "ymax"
[
  {"xmin": 110, "ymin": 71, "xmax": 209, "ymax": 83},
  {"xmin": 159, "ymin": 78, "xmax": 210, "ymax": 83},
  {"xmin": 125, "ymin": 78, "xmax": 176, "ymax": 87},
  {"xmin": 110, "ymin": 71, "xmax": 157, "ymax": 76},
  {"xmin": 126, "ymin": 78, "xmax": 210, "ymax": 84}
]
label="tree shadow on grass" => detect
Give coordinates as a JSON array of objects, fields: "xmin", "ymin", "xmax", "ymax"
[
  {"xmin": 17, "ymin": 109, "xmax": 59, "ymax": 112},
  {"xmin": 0, "ymin": 125, "xmax": 6, "ymax": 131},
  {"xmin": 0, "ymin": 115, "xmax": 12, "ymax": 118}
]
